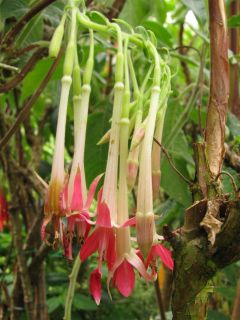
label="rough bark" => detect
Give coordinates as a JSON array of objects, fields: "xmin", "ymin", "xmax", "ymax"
[
  {"xmin": 229, "ymin": 0, "xmax": 240, "ymax": 118},
  {"xmin": 205, "ymin": 0, "xmax": 229, "ymax": 176}
]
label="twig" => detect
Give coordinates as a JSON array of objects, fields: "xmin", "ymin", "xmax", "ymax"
[
  {"xmin": 0, "ymin": 49, "xmax": 63, "ymax": 151},
  {"xmin": 153, "ymin": 138, "xmax": 192, "ymax": 186},
  {"xmin": 0, "ymin": 63, "xmax": 19, "ymax": 72},
  {"xmin": 0, "ymin": 47, "xmax": 47, "ymax": 93},
  {"xmin": 178, "ymin": 23, "xmax": 191, "ymax": 84},
  {"xmin": 1, "ymin": 0, "xmax": 57, "ymax": 48},
  {"xmin": 215, "ymin": 170, "xmax": 239, "ymax": 196},
  {"xmin": 10, "ymin": 213, "xmax": 34, "ymax": 319},
  {"xmin": 107, "ymin": 0, "xmax": 127, "ymax": 20},
  {"xmin": 63, "ymin": 256, "xmax": 81, "ymax": 320},
  {"xmin": 170, "ymin": 46, "xmax": 201, "ymax": 60}
]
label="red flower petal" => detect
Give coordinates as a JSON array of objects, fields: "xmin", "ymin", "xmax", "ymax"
[
  {"xmin": 85, "ymin": 174, "xmax": 103, "ymax": 209},
  {"xmin": 114, "ymin": 260, "xmax": 135, "ymax": 297},
  {"xmin": 155, "ymin": 244, "xmax": 174, "ymax": 271},
  {"xmin": 105, "ymin": 228, "xmax": 116, "ymax": 270},
  {"xmin": 80, "ymin": 228, "xmax": 101, "ymax": 261},
  {"xmin": 0, "ymin": 190, "xmax": 8, "ymax": 231},
  {"xmin": 96, "ymin": 202, "xmax": 111, "ymax": 228},
  {"xmin": 90, "ymin": 268, "xmax": 102, "ymax": 305},
  {"xmin": 71, "ymin": 169, "xmax": 83, "ymax": 211},
  {"xmin": 145, "ymin": 246, "xmax": 155, "ymax": 269}
]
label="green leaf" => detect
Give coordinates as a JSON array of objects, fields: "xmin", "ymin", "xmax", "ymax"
[
  {"xmin": 15, "ymin": 14, "xmax": 43, "ymax": 48},
  {"xmin": 215, "ymin": 286, "xmax": 236, "ymax": 302},
  {"xmin": 88, "ymin": 11, "xmax": 109, "ymax": 25},
  {"xmin": 181, "ymin": 0, "xmax": 206, "ymax": 23},
  {"xmin": 113, "ymin": 18, "xmax": 133, "ymax": 33},
  {"xmin": 161, "ymin": 157, "xmax": 191, "ymax": 207},
  {"xmin": 228, "ymin": 14, "xmax": 240, "ymax": 28},
  {"xmin": 21, "ymin": 56, "xmax": 64, "ymax": 102},
  {"xmin": 207, "ymin": 310, "xmax": 228, "ymax": 320},
  {"xmin": 47, "ymin": 296, "xmax": 62, "ymax": 313},
  {"xmin": 85, "ymin": 110, "xmax": 111, "ymax": 187},
  {"xmin": 227, "ymin": 112, "xmax": 240, "ymax": 137},
  {"xmin": 169, "ymin": 130, "xmax": 194, "ymax": 165},
  {"xmin": 0, "ymin": 0, "xmax": 27, "ymax": 20},
  {"xmin": 135, "ymin": 26, "xmax": 149, "ymax": 41},
  {"xmin": 73, "ymin": 293, "xmax": 98, "ymax": 311},
  {"xmin": 142, "ymin": 20, "xmax": 173, "ymax": 47},
  {"xmin": 120, "ymin": 0, "xmax": 151, "ymax": 27}
]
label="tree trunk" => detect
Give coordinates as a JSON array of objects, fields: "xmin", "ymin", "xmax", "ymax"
[
  {"xmin": 229, "ymin": 0, "xmax": 240, "ymax": 118},
  {"xmin": 171, "ymin": 0, "xmax": 230, "ymax": 318}
]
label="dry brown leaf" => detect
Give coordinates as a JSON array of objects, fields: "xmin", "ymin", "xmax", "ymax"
[{"xmin": 200, "ymin": 200, "xmax": 223, "ymax": 245}]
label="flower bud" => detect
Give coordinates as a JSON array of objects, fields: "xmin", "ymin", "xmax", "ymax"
[
  {"xmin": 130, "ymin": 124, "xmax": 145, "ymax": 151},
  {"xmin": 97, "ymin": 129, "xmax": 111, "ymax": 145},
  {"xmin": 127, "ymin": 158, "xmax": 139, "ymax": 190},
  {"xmin": 49, "ymin": 15, "xmax": 66, "ymax": 58},
  {"xmin": 63, "ymin": 41, "xmax": 75, "ymax": 76},
  {"xmin": 136, "ymin": 211, "xmax": 154, "ymax": 258}
]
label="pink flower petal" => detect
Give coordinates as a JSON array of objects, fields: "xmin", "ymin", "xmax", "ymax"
[
  {"xmin": 90, "ymin": 268, "xmax": 102, "ymax": 305},
  {"xmin": 85, "ymin": 174, "xmax": 103, "ymax": 209},
  {"xmin": 96, "ymin": 202, "xmax": 112, "ymax": 228},
  {"xmin": 114, "ymin": 260, "xmax": 135, "ymax": 297},
  {"xmin": 105, "ymin": 228, "xmax": 116, "ymax": 270},
  {"xmin": 69, "ymin": 212, "xmax": 95, "ymax": 225},
  {"xmin": 155, "ymin": 244, "xmax": 174, "ymax": 271},
  {"xmin": 80, "ymin": 228, "xmax": 101, "ymax": 261},
  {"xmin": 120, "ymin": 217, "xmax": 136, "ymax": 228},
  {"xmin": 107, "ymin": 258, "xmax": 123, "ymax": 298},
  {"xmin": 145, "ymin": 246, "xmax": 155, "ymax": 269},
  {"xmin": 127, "ymin": 251, "xmax": 152, "ymax": 281},
  {"xmin": 71, "ymin": 169, "xmax": 83, "ymax": 211}
]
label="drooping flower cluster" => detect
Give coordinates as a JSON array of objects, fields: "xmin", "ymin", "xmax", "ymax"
[{"xmin": 41, "ymin": 2, "xmax": 173, "ymax": 305}]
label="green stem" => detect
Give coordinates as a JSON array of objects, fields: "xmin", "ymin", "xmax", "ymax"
[
  {"xmin": 63, "ymin": 257, "xmax": 81, "ymax": 320},
  {"xmin": 76, "ymin": 10, "xmax": 143, "ymax": 47}
]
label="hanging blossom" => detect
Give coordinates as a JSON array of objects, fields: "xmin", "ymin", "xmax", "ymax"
[
  {"xmin": 80, "ymin": 25, "xmax": 125, "ymax": 304},
  {"xmin": 107, "ymin": 44, "xmax": 151, "ymax": 299},
  {"xmin": 152, "ymin": 70, "xmax": 171, "ymax": 201},
  {"xmin": 127, "ymin": 63, "xmax": 153, "ymax": 191},
  {"xmin": 42, "ymin": 5, "xmax": 77, "ymax": 245},
  {"xmin": 60, "ymin": 30, "xmax": 103, "ymax": 260},
  {"xmin": 0, "ymin": 189, "xmax": 9, "ymax": 231},
  {"xmin": 136, "ymin": 45, "xmax": 173, "ymax": 274}
]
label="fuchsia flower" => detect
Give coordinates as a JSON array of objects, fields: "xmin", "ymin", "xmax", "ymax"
[
  {"xmin": 80, "ymin": 191, "xmax": 116, "ymax": 270},
  {"xmin": 107, "ymin": 228, "xmax": 152, "ymax": 298},
  {"xmin": 62, "ymin": 168, "xmax": 102, "ymax": 260},
  {"xmin": 0, "ymin": 189, "xmax": 9, "ymax": 231},
  {"xmin": 80, "ymin": 192, "xmax": 116, "ymax": 304}
]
